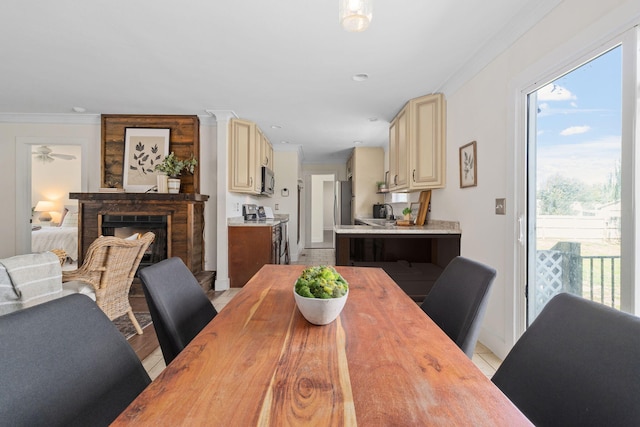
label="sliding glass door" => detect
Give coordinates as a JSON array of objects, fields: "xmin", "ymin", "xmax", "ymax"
[{"xmin": 525, "ymin": 39, "xmax": 634, "ymax": 324}]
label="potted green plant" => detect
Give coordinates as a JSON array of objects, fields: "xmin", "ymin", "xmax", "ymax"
[
  {"xmin": 294, "ymin": 265, "xmax": 349, "ymax": 325},
  {"xmin": 155, "ymin": 152, "xmax": 197, "ymax": 193},
  {"xmin": 402, "ymin": 207, "xmax": 412, "ymax": 220},
  {"xmin": 376, "ymin": 181, "xmax": 388, "ymax": 193}
]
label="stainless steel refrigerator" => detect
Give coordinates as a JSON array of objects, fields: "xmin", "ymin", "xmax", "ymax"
[{"xmin": 334, "ymin": 181, "xmax": 352, "ymax": 225}]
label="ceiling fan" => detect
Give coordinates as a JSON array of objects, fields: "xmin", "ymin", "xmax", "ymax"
[{"xmin": 32, "ymin": 145, "xmax": 77, "ymax": 163}]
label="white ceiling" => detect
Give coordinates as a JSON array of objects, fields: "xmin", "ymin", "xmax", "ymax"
[{"xmin": 1, "ymin": 1, "xmax": 558, "ymax": 163}]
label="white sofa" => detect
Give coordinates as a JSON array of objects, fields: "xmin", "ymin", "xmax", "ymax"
[{"xmin": 0, "ymin": 252, "xmax": 95, "ymax": 316}]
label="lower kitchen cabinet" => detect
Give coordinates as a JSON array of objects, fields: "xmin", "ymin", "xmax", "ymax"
[
  {"xmin": 335, "ymin": 232, "xmax": 460, "ymax": 303},
  {"xmin": 228, "ymin": 224, "xmax": 280, "ymax": 287}
]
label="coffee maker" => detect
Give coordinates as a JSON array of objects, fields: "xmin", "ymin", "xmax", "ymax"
[
  {"xmin": 373, "ymin": 204, "xmax": 386, "ymax": 219},
  {"xmin": 242, "ymin": 204, "xmax": 258, "ymax": 221}
]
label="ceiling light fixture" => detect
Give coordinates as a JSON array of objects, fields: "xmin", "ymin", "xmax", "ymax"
[
  {"xmin": 352, "ymin": 73, "xmax": 369, "ymax": 82},
  {"xmin": 339, "ymin": 0, "xmax": 372, "ymax": 33}
]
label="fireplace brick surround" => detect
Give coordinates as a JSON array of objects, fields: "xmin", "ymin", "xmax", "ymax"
[{"xmin": 70, "ymin": 192, "xmax": 212, "ymax": 291}]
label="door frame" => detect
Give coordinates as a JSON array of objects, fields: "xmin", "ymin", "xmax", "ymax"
[
  {"xmin": 509, "ymin": 26, "xmax": 639, "ymax": 339},
  {"xmin": 15, "ymin": 137, "xmax": 89, "ymax": 255}
]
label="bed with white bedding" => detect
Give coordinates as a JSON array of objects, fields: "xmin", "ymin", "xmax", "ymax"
[{"xmin": 31, "ymin": 226, "xmax": 78, "ymax": 262}]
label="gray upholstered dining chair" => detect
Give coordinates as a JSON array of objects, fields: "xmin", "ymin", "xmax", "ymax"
[
  {"xmin": 0, "ymin": 293, "xmax": 151, "ymax": 427},
  {"xmin": 139, "ymin": 257, "xmax": 218, "ymax": 365},
  {"xmin": 492, "ymin": 292, "xmax": 640, "ymax": 426},
  {"xmin": 420, "ymin": 256, "xmax": 496, "ymax": 358}
]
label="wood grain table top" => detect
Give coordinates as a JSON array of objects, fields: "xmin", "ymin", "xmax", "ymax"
[{"xmin": 113, "ymin": 265, "xmax": 531, "ymax": 426}]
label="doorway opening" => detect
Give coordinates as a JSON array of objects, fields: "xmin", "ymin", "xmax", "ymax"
[
  {"xmin": 15, "ymin": 136, "xmax": 89, "ymax": 257},
  {"xmin": 30, "ymin": 143, "xmax": 83, "ymax": 264},
  {"xmin": 305, "ymin": 174, "xmax": 336, "ymax": 249}
]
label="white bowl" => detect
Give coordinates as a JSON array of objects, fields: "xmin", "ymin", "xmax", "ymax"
[{"xmin": 293, "ymin": 287, "xmax": 349, "ymax": 325}]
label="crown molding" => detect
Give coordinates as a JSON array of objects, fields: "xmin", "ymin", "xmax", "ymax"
[
  {"xmin": 0, "ymin": 113, "xmax": 101, "ymax": 125},
  {"xmin": 204, "ymin": 109, "xmax": 238, "ymax": 122},
  {"xmin": 197, "ymin": 114, "xmax": 217, "ymax": 126}
]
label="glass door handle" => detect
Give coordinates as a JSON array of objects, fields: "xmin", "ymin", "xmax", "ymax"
[{"xmin": 518, "ymin": 215, "xmax": 524, "ymax": 244}]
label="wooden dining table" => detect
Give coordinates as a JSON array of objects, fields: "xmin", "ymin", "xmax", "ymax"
[{"xmin": 113, "ymin": 265, "xmax": 531, "ymax": 426}]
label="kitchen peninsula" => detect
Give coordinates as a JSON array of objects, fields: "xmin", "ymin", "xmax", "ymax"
[{"xmin": 335, "ymin": 218, "xmax": 461, "ymax": 302}]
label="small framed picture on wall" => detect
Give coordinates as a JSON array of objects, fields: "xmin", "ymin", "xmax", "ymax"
[{"xmin": 459, "ymin": 141, "xmax": 477, "ymax": 188}]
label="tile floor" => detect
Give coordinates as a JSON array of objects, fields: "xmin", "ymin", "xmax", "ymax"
[{"xmin": 141, "ymin": 248, "xmax": 502, "ymax": 380}]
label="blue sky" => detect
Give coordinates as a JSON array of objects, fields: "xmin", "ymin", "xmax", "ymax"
[{"xmin": 535, "ymin": 45, "xmax": 622, "ymax": 187}]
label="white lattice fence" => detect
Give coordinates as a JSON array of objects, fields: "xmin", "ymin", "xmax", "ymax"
[{"xmin": 533, "ymin": 250, "xmax": 563, "ymax": 318}]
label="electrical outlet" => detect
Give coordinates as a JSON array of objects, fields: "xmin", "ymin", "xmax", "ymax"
[
  {"xmin": 275, "ymin": 204, "xmax": 279, "ymax": 210},
  {"xmin": 235, "ymin": 203, "xmax": 240, "ymax": 212},
  {"xmin": 495, "ymin": 198, "xmax": 506, "ymax": 215}
]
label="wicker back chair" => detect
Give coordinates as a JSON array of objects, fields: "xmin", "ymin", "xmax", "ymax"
[{"xmin": 62, "ymin": 232, "xmax": 155, "ymax": 335}]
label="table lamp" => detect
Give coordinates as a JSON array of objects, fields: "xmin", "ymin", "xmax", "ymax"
[{"xmin": 34, "ymin": 200, "xmax": 56, "ymax": 223}]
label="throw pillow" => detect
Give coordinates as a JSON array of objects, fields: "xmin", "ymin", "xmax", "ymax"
[
  {"xmin": 57, "ymin": 208, "xmax": 69, "ymax": 227},
  {"xmin": 61, "ymin": 211, "xmax": 78, "ymax": 227}
]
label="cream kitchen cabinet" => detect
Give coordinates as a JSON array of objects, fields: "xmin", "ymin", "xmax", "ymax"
[
  {"xmin": 229, "ymin": 118, "xmax": 259, "ymax": 194},
  {"xmin": 258, "ymin": 127, "xmax": 274, "ymax": 169},
  {"xmin": 229, "ymin": 118, "xmax": 273, "ymax": 195},
  {"xmin": 389, "ymin": 106, "xmax": 409, "ymax": 191},
  {"xmin": 389, "ymin": 93, "xmax": 446, "ymax": 192}
]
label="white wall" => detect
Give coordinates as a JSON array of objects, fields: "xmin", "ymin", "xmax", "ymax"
[
  {"xmin": 198, "ymin": 119, "xmax": 218, "ymax": 279},
  {"xmin": 436, "ymin": 0, "xmax": 640, "ymax": 359},
  {"xmin": 271, "ymin": 151, "xmax": 302, "ymax": 262}
]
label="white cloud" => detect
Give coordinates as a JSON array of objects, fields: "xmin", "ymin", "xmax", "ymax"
[
  {"xmin": 536, "ymin": 135, "xmax": 620, "ymax": 185},
  {"xmin": 570, "ymin": 101, "xmax": 578, "ymax": 108},
  {"xmin": 560, "ymin": 125, "xmax": 591, "ymax": 136},
  {"xmin": 537, "ymin": 83, "xmax": 576, "ymax": 101}
]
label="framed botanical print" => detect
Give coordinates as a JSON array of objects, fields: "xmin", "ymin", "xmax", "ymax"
[
  {"xmin": 123, "ymin": 128, "xmax": 170, "ymax": 192},
  {"xmin": 459, "ymin": 141, "xmax": 477, "ymax": 188}
]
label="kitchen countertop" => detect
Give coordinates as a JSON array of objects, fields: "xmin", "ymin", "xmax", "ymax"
[
  {"xmin": 335, "ymin": 218, "xmax": 461, "ymax": 235},
  {"xmin": 228, "ymin": 214, "xmax": 289, "ymax": 226}
]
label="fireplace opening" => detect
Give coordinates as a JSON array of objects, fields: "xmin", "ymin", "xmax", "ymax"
[{"xmin": 101, "ymin": 214, "xmax": 168, "ymax": 273}]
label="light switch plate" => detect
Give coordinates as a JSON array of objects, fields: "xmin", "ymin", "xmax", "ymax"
[{"xmin": 495, "ymin": 198, "xmax": 506, "ymax": 215}]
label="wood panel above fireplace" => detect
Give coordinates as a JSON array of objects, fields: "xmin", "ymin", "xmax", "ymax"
[
  {"xmin": 101, "ymin": 114, "xmax": 200, "ymax": 193},
  {"xmin": 70, "ymin": 192, "xmax": 211, "ymax": 289}
]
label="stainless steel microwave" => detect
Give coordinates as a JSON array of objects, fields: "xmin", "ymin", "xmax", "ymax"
[{"xmin": 261, "ymin": 166, "xmax": 275, "ymax": 195}]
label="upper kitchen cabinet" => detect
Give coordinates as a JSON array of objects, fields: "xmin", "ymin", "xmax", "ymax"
[
  {"xmin": 229, "ymin": 118, "xmax": 260, "ymax": 194},
  {"xmin": 257, "ymin": 127, "xmax": 274, "ymax": 169},
  {"xmin": 389, "ymin": 107, "xmax": 409, "ymax": 191},
  {"xmin": 351, "ymin": 147, "xmax": 384, "ymax": 221},
  {"xmin": 229, "ymin": 118, "xmax": 274, "ymax": 196},
  {"xmin": 389, "ymin": 93, "xmax": 446, "ymax": 192}
]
